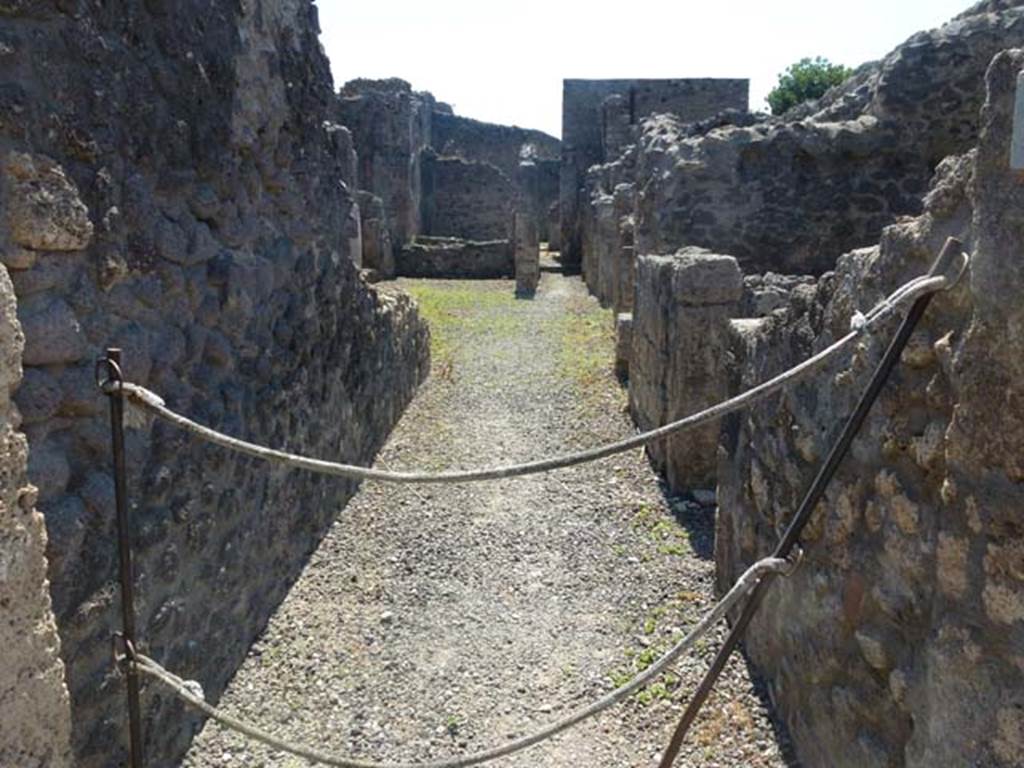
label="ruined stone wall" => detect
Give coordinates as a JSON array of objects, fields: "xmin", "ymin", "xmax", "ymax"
[
  {"xmin": 515, "ymin": 157, "xmax": 560, "ymax": 242},
  {"xmin": 421, "ymin": 154, "xmax": 516, "ymax": 241},
  {"xmin": 431, "ymin": 111, "xmax": 559, "ymax": 180},
  {"xmin": 634, "ymin": 114, "xmax": 928, "ymax": 275},
  {"xmin": 0, "ymin": 3, "xmax": 429, "ymax": 765},
  {"xmin": 337, "ymin": 78, "xmax": 435, "ymax": 247},
  {"xmin": 431, "ymin": 112, "xmax": 560, "ymax": 239},
  {"xmin": 0, "ymin": 264, "xmax": 73, "ymax": 767},
  {"xmin": 396, "ymin": 237, "xmax": 513, "ymax": 279},
  {"xmin": 715, "ymin": 48, "xmax": 1024, "ymax": 767},
  {"xmin": 356, "ymin": 190, "xmax": 394, "ymax": 278},
  {"xmin": 629, "ymin": 249, "xmax": 742, "ymax": 492},
  {"xmin": 560, "ymin": 78, "xmax": 750, "ymax": 265},
  {"xmin": 579, "ymin": 145, "xmax": 637, "ymax": 309},
  {"xmin": 337, "ymin": 88, "xmax": 560, "ymax": 258},
  {"xmin": 634, "ymin": 4, "xmax": 1024, "ymax": 275}
]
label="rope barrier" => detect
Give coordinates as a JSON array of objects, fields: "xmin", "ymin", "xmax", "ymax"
[
  {"xmin": 134, "ymin": 555, "xmax": 792, "ymax": 768},
  {"xmin": 107, "ymin": 269, "xmax": 959, "ymax": 485}
]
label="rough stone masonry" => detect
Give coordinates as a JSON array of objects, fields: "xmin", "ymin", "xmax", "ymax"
[
  {"xmin": 338, "ymin": 78, "xmax": 559, "ymax": 279},
  {"xmin": 716, "ymin": 44, "xmax": 1024, "ymax": 767},
  {"xmin": 0, "ymin": 3, "xmax": 428, "ymax": 766},
  {"xmin": 572, "ymin": 2, "xmax": 1024, "ymax": 765},
  {"xmin": 2, "ymin": 1, "xmax": 1022, "ymax": 767},
  {"xmin": 0, "ymin": 261, "xmax": 73, "ymax": 767}
]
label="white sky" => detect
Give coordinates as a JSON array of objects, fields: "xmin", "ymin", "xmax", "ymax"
[{"xmin": 316, "ymin": 0, "xmax": 974, "ymax": 138}]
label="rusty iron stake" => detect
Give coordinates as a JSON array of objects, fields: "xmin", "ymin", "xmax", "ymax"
[
  {"xmin": 103, "ymin": 347, "xmax": 144, "ymax": 767},
  {"xmin": 657, "ymin": 237, "xmax": 964, "ymax": 768}
]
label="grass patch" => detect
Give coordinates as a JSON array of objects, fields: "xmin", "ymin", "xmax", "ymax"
[
  {"xmin": 555, "ymin": 294, "xmax": 615, "ymax": 393},
  {"xmin": 401, "ymin": 281, "xmax": 527, "ymax": 375},
  {"xmin": 632, "ymin": 504, "xmax": 692, "ymax": 559},
  {"xmin": 606, "ymin": 514, "xmax": 708, "ymax": 707}
]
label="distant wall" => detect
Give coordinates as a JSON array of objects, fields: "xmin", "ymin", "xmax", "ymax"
[
  {"xmin": 396, "ymin": 237, "xmax": 513, "ymax": 279},
  {"xmin": 431, "ymin": 111, "xmax": 559, "ymax": 179},
  {"xmin": 430, "ymin": 112, "xmax": 560, "ymax": 241},
  {"xmin": 560, "ymin": 78, "xmax": 749, "ymax": 265},
  {"xmin": 421, "ymin": 154, "xmax": 516, "ymax": 241},
  {"xmin": 631, "ymin": 6, "xmax": 1024, "ymax": 276},
  {"xmin": 337, "ymin": 87, "xmax": 562, "ymax": 255},
  {"xmin": 337, "ymin": 79, "xmax": 435, "ymax": 247}
]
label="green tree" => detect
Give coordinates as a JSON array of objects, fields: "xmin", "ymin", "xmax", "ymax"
[{"xmin": 766, "ymin": 57, "xmax": 853, "ymax": 115}]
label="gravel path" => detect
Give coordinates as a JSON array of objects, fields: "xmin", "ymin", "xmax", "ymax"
[{"xmin": 182, "ymin": 266, "xmax": 794, "ymax": 768}]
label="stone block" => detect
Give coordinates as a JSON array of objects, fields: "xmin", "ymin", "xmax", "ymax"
[
  {"xmin": 18, "ymin": 297, "xmax": 86, "ymax": 367},
  {"xmin": 397, "ymin": 237, "xmax": 513, "ymax": 279},
  {"xmin": 3, "ymin": 152, "xmax": 92, "ymax": 252},
  {"xmin": 629, "ymin": 248, "xmax": 741, "ymax": 490}
]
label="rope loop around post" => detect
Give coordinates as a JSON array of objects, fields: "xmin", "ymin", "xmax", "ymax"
[
  {"xmin": 112, "ymin": 632, "xmax": 139, "ymax": 670},
  {"xmin": 95, "ymin": 355, "xmax": 124, "ymax": 394}
]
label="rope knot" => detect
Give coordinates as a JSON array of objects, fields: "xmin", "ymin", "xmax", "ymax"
[{"xmin": 849, "ymin": 310, "xmax": 868, "ymax": 333}]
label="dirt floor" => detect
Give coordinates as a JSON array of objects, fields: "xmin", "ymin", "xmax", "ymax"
[{"xmin": 182, "ymin": 263, "xmax": 794, "ymax": 768}]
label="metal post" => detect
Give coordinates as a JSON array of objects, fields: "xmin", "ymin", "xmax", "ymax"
[
  {"xmin": 657, "ymin": 238, "xmax": 964, "ymax": 767},
  {"xmin": 104, "ymin": 347, "xmax": 144, "ymax": 767}
]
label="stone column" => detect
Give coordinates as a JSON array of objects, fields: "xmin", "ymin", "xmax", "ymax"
[
  {"xmin": 356, "ymin": 190, "xmax": 395, "ymax": 278},
  {"xmin": 612, "ymin": 182, "xmax": 636, "ymax": 313},
  {"xmin": 593, "ymin": 193, "xmax": 617, "ymax": 306},
  {"xmin": 629, "ymin": 247, "xmax": 742, "ymax": 491},
  {"xmin": 615, "ymin": 312, "xmax": 633, "ymax": 379},
  {"xmin": 513, "ymin": 212, "xmax": 540, "ymax": 296}
]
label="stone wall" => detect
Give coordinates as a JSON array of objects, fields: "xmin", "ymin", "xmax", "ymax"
[
  {"xmin": 513, "ymin": 212, "xmax": 540, "ymax": 296},
  {"xmin": 634, "ymin": 114, "xmax": 929, "ymax": 275},
  {"xmin": 515, "ymin": 156, "xmax": 560, "ymax": 242},
  {"xmin": 582, "ymin": 173, "xmax": 636, "ymax": 311},
  {"xmin": 0, "ymin": 264, "xmax": 73, "ymax": 767},
  {"xmin": 547, "ymin": 201, "xmax": 561, "ymax": 251},
  {"xmin": 396, "ymin": 237, "xmax": 513, "ymax": 279},
  {"xmin": 431, "ymin": 111, "xmax": 559, "ymax": 180},
  {"xmin": 337, "ymin": 78, "xmax": 435, "ymax": 248},
  {"xmin": 629, "ymin": 249, "xmax": 742, "ymax": 492},
  {"xmin": 633, "ymin": 4, "xmax": 1024, "ymax": 275},
  {"xmin": 420, "ymin": 153, "xmax": 516, "ymax": 241},
  {"xmin": 560, "ymin": 78, "xmax": 750, "ymax": 265},
  {"xmin": 0, "ymin": 3, "xmax": 429, "ymax": 766},
  {"xmin": 426, "ymin": 113, "xmax": 559, "ymax": 242},
  {"xmin": 715, "ymin": 47, "xmax": 1024, "ymax": 767},
  {"xmin": 338, "ymin": 85, "xmax": 561, "ymax": 261}
]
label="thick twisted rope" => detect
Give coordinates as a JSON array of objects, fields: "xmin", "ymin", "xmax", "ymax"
[
  {"xmin": 135, "ymin": 555, "xmax": 791, "ymax": 768},
  {"xmin": 111, "ymin": 272, "xmax": 953, "ymax": 485}
]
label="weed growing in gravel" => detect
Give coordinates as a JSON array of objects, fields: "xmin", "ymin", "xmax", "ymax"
[
  {"xmin": 555, "ymin": 294, "xmax": 617, "ymax": 397},
  {"xmin": 607, "ymin": 581, "xmax": 707, "ymax": 706},
  {"xmin": 631, "ymin": 504, "xmax": 692, "ymax": 559},
  {"xmin": 444, "ymin": 714, "xmax": 461, "ymax": 736}
]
